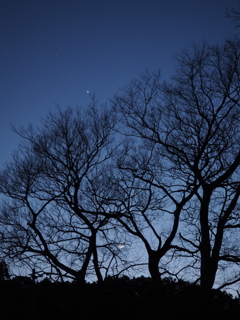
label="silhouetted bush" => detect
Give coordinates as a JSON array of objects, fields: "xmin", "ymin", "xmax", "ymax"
[{"xmin": 0, "ymin": 276, "xmax": 239, "ymax": 319}]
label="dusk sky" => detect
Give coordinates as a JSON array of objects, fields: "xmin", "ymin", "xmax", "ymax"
[{"xmin": 0, "ymin": 0, "xmax": 239, "ymax": 167}]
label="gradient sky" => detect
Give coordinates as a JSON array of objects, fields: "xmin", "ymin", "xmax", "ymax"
[{"xmin": 0, "ymin": 0, "xmax": 239, "ymax": 167}]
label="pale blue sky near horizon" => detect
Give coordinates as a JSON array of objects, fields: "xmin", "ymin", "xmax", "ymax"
[{"xmin": 0, "ymin": 0, "xmax": 239, "ymax": 167}]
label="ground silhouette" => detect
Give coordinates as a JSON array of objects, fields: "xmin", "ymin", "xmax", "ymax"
[{"xmin": 0, "ymin": 276, "xmax": 239, "ymax": 320}]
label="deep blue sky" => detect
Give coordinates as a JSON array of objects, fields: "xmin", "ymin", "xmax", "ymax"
[{"xmin": 0, "ymin": 0, "xmax": 239, "ymax": 166}]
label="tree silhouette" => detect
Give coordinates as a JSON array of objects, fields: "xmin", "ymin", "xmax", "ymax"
[
  {"xmin": 0, "ymin": 260, "xmax": 9, "ymax": 281},
  {"xmin": 111, "ymin": 70, "xmax": 198, "ymax": 281},
  {"xmin": 0, "ymin": 102, "xmax": 134, "ymax": 283},
  {"xmin": 112, "ymin": 38, "xmax": 240, "ymax": 293},
  {"xmin": 1, "ymin": 39, "xmax": 240, "ymax": 296},
  {"xmin": 162, "ymin": 39, "xmax": 240, "ymax": 294}
]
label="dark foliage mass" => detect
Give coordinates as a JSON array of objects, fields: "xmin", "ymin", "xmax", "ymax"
[{"xmin": 0, "ymin": 276, "xmax": 239, "ymax": 320}]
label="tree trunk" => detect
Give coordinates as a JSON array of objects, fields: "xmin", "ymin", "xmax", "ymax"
[
  {"xmin": 93, "ymin": 239, "xmax": 103, "ymax": 283},
  {"xmin": 148, "ymin": 250, "xmax": 161, "ymax": 282},
  {"xmin": 198, "ymin": 188, "xmax": 218, "ymax": 318},
  {"xmin": 199, "ymin": 188, "xmax": 214, "ymax": 292},
  {"xmin": 75, "ymin": 232, "xmax": 96, "ymax": 285}
]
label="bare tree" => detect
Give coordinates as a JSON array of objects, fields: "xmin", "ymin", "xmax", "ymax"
[
  {"xmin": 0, "ymin": 102, "xmax": 132, "ymax": 283},
  {"xmin": 161, "ymin": 39, "xmax": 240, "ymax": 294},
  {"xmin": 226, "ymin": 6, "xmax": 240, "ymax": 28},
  {"xmin": 112, "ymin": 37, "xmax": 240, "ymax": 294},
  {"xmin": 111, "ymin": 71, "xmax": 198, "ymax": 281},
  {"xmin": 1, "ymin": 40, "xmax": 240, "ymax": 296}
]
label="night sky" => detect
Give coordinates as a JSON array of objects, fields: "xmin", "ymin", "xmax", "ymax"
[{"xmin": 0, "ymin": 0, "xmax": 239, "ymax": 167}]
